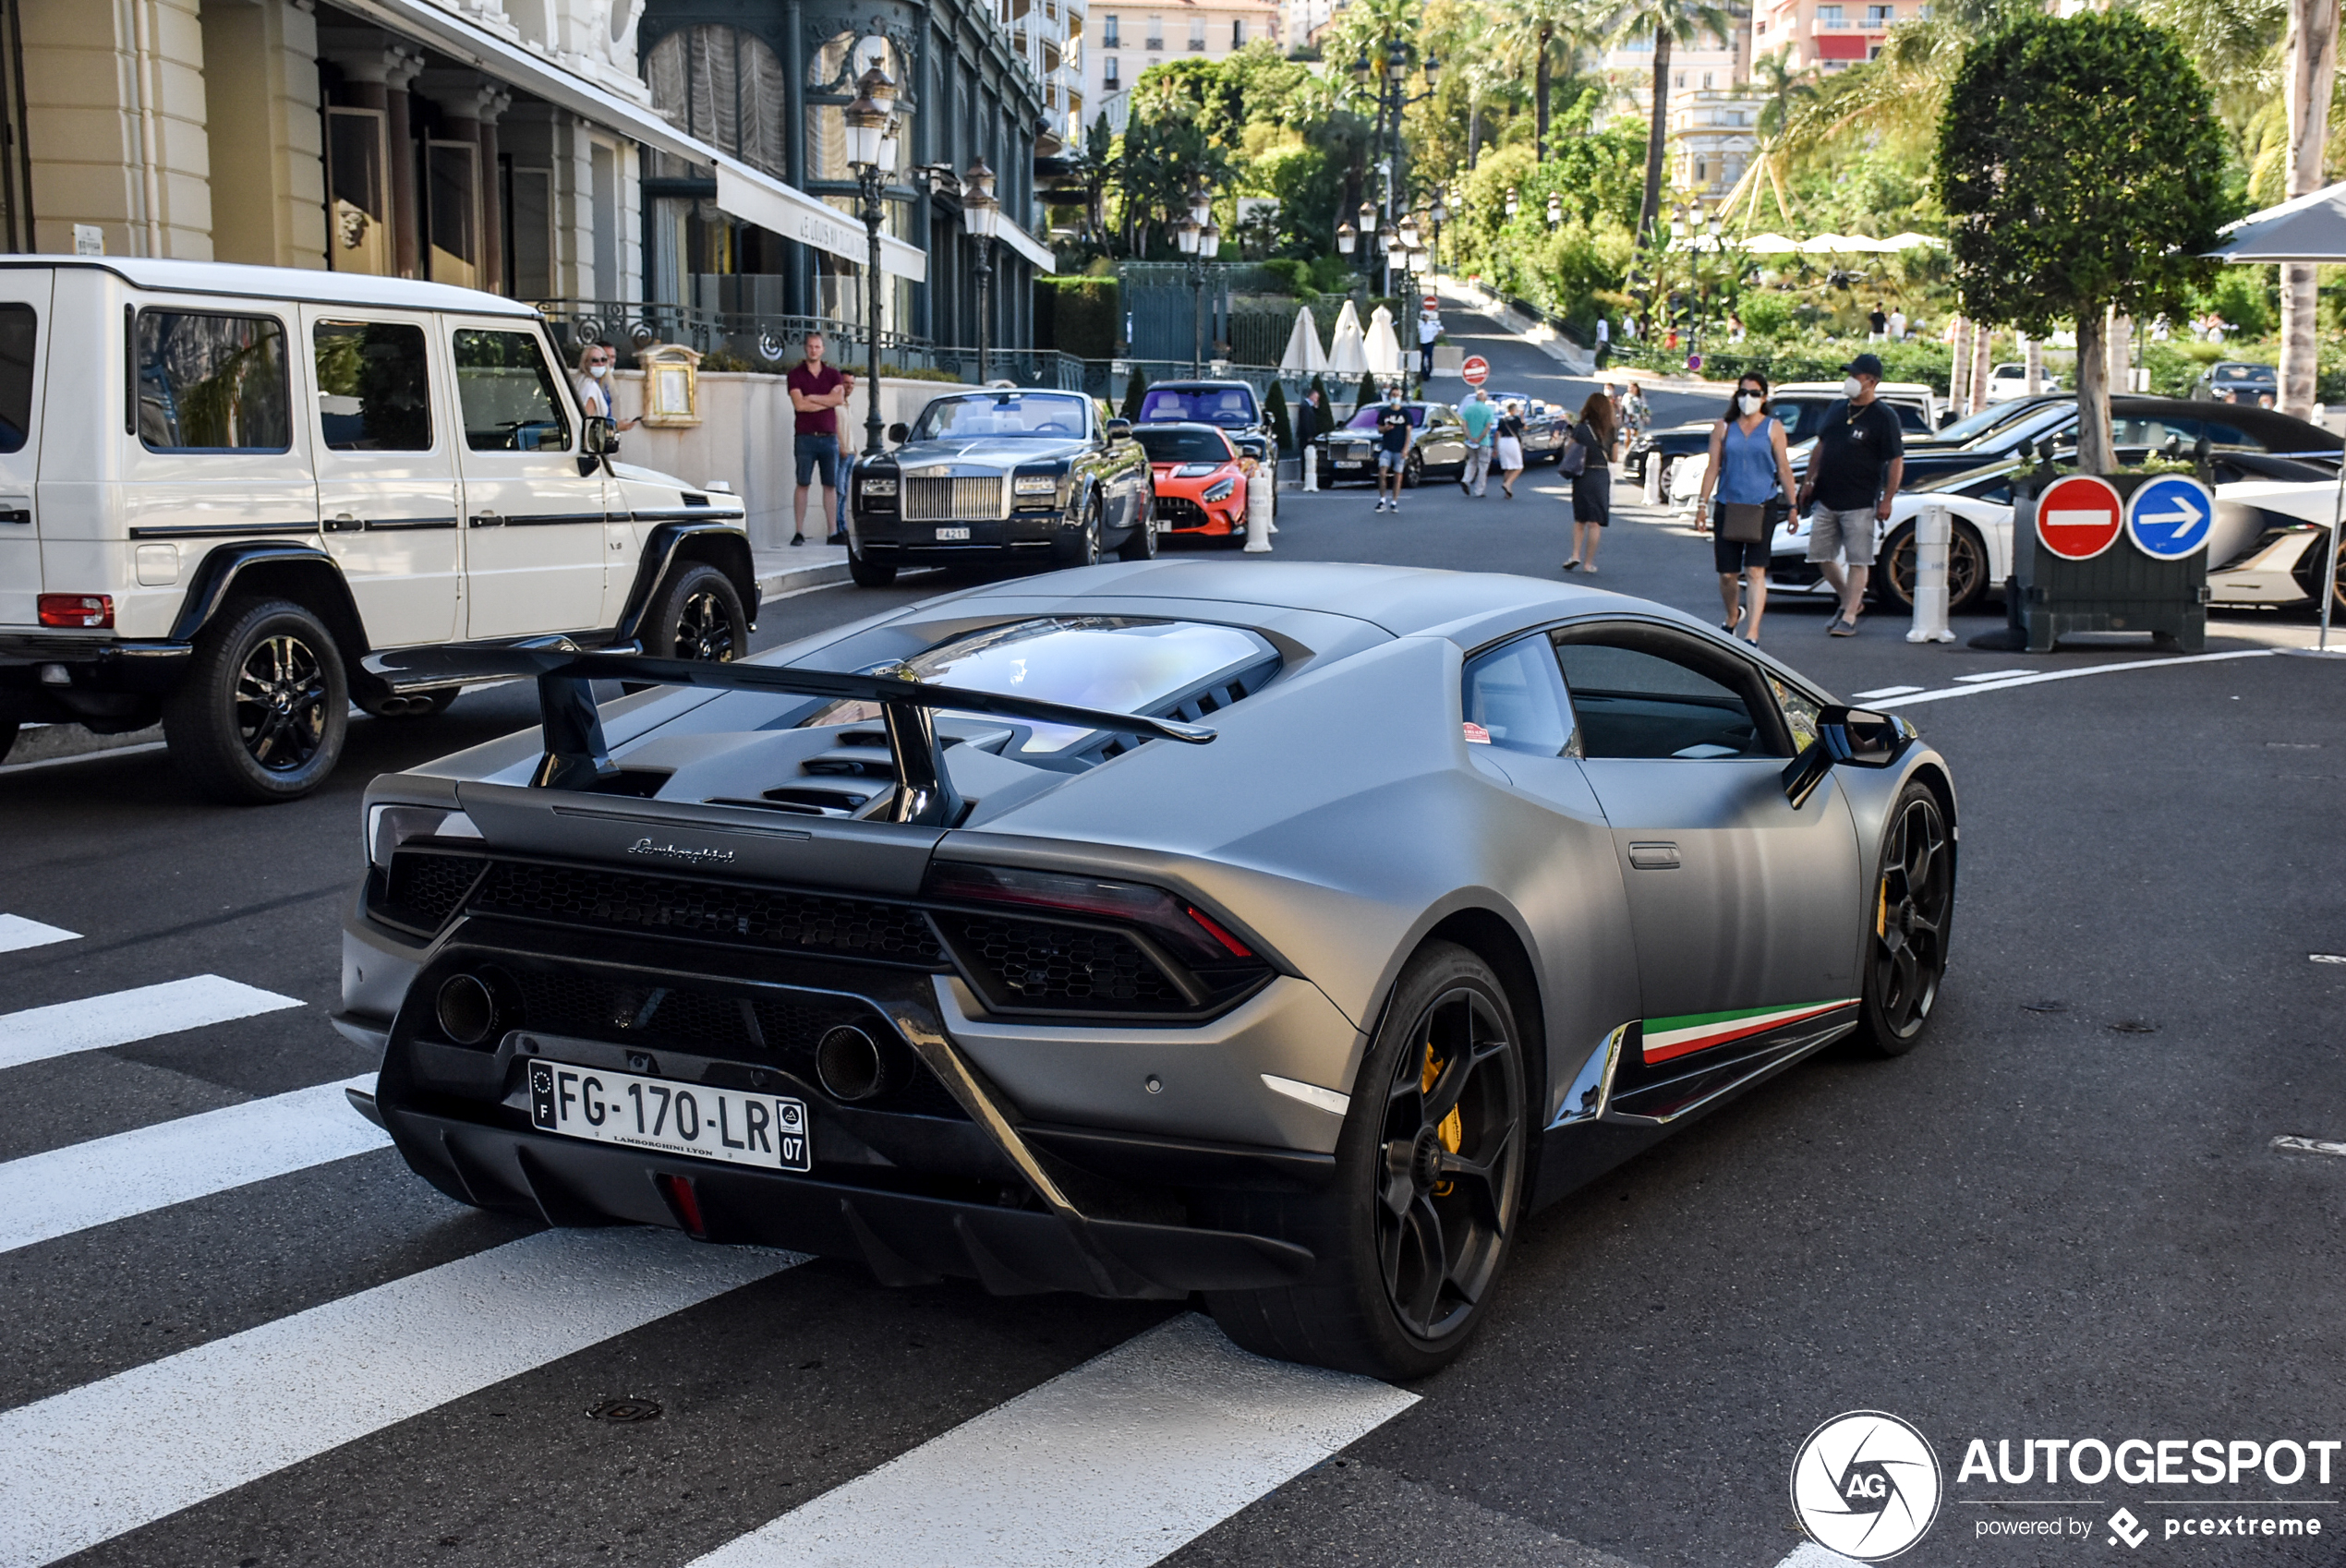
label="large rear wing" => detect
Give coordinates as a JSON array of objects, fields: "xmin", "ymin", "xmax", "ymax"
[{"xmin": 364, "ymin": 641, "xmax": 1215, "ymax": 828}]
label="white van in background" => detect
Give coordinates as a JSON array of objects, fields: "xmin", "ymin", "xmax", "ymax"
[{"xmin": 0, "ymin": 259, "xmax": 754, "ymax": 802}]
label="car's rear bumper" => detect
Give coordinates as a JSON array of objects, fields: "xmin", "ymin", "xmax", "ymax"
[
  {"xmin": 381, "ymin": 1100, "xmax": 1314, "ymax": 1297},
  {"xmin": 0, "ymin": 634, "xmax": 187, "ymax": 725}
]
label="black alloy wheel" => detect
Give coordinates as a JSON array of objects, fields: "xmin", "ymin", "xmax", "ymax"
[
  {"xmin": 650, "ymin": 562, "xmax": 745, "ymax": 662},
  {"xmin": 162, "ymin": 597, "xmax": 348, "ymax": 803},
  {"xmin": 1880, "ymin": 522, "xmax": 1988, "ymax": 614},
  {"xmin": 1058, "ymin": 500, "xmax": 1104, "ymax": 567},
  {"xmin": 2295, "ymin": 529, "xmax": 2346, "ymax": 617},
  {"xmin": 1856, "ymin": 783, "xmax": 1954, "ymax": 1055},
  {"xmin": 1205, "ymin": 942, "xmax": 1528, "ymax": 1378}
]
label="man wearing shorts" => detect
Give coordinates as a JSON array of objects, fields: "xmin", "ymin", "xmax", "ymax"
[
  {"xmin": 787, "ymin": 332, "xmax": 853, "ymax": 547},
  {"xmin": 1796, "ymin": 352, "xmax": 1905, "ymax": 635},
  {"xmin": 1373, "ymin": 387, "xmax": 1412, "ymax": 513}
]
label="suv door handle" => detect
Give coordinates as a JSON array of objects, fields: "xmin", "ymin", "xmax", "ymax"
[
  {"xmin": 1626, "ymin": 842, "xmax": 1681, "ymax": 870},
  {"xmin": 324, "ymin": 513, "xmax": 361, "ymax": 533},
  {"xmin": 469, "ymin": 511, "xmax": 502, "ymax": 526}
]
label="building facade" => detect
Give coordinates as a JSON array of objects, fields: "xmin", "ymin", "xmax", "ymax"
[
  {"xmin": 1083, "ymin": 0, "xmax": 1279, "ymax": 127},
  {"xmin": 1752, "ymin": 0, "xmax": 1911, "ymax": 73}
]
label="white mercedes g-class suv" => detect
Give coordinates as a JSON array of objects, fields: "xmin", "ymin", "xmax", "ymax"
[{"xmin": 0, "ymin": 258, "xmax": 755, "ymax": 802}]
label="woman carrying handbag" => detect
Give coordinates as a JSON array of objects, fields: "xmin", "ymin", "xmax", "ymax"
[
  {"xmin": 1560, "ymin": 392, "xmax": 1616, "ymax": 573},
  {"xmin": 1696, "ymin": 372, "xmax": 1798, "ymax": 644}
]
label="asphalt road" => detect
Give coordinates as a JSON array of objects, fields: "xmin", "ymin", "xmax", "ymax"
[{"xmin": 3, "ymin": 307, "xmax": 2343, "ymax": 1568}]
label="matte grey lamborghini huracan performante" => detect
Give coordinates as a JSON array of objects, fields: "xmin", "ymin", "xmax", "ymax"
[{"xmin": 340, "ymin": 562, "xmax": 1958, "ymax": 1378}]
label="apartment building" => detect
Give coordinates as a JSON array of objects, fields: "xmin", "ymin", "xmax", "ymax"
[
  {"xmin": 1084, "ymin": 0, "xmax": 1279, "ymax": 128},
  {"xmin": 1752, "ymin": 0, "xmax": 1912, "ymax": 72},
  {"xmin": 1670, "ymin": 90, "xmax": 1763, "ymax": 200}
]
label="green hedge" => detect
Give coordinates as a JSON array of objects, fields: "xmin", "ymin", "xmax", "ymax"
[{"xmin": 1037, "ymin": 276, "xmax": 1120, "ymax": 359}]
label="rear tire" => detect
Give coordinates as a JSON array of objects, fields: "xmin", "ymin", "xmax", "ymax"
[
  {"xmin": 162, "ymin": 597, "xmax": 348, "ymax": 804},
  {"xmin": 1116, "ymin": 491, "xmax": 1157, "ymax": 561},
  {"xmin": 1204, "ymin": 941, "xmax": 1528, "ymax": 1378},
  {"xmin": 645, "ymin": 561, "xmax": 746, "ymax": 662},
  {"xmin": 1879, "ymin": 522, "xmax": 1988, "ymax": 614},
  {"xmin": 1855, "ymin": 781, "xmax": 1954, "ymax": 1055}
]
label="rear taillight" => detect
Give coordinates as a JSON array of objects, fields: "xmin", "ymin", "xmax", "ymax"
[
  {"xmin": 38, "ymin": 594, "xmax": 113, "ymax": 629},
  {"xmin": 924, "ymin": 862, "xmax": 1255, "ymax": 967}
]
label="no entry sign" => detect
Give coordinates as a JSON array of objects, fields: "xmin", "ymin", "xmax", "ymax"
[
  {"xmin": 2124, "ymin": 474, "xmax": 2215, "ymax": 559},
  {"xmin": 2035, "ymin": 475, "xmax": 2124, "ymax": 561},
  {"xmin": 1460, "ymin": 355, "xmax": 1490, "ymax": 387}
]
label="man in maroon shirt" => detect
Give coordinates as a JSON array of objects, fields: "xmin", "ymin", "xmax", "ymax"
[{"xmin": 787, "ymin": 332, "xmax": 854, "ymax": 546}]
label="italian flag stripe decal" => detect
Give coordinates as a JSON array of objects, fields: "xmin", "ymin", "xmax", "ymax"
[{"xmin": 1640, "ymin": 999, "xmax": 1858, "ymax": 1064}]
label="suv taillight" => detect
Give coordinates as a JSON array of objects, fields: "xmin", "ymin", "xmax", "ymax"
[{"xmin": 38, "ymin": 594, "xmax": 114, "ymax": 629}]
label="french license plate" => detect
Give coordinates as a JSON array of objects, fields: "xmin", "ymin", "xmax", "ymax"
[
  {"xmin": 528, "ymin": 1060, "xmax": 810, "ymax": 1172},
  {"xmin": 934, "ymin": 525, "xmax": 972, "ymax": 541}
]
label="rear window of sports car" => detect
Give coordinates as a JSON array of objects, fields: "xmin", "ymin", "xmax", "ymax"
[
  {"xmin": 803, "ymin": 617, "xmax": 1278, "ymax": 754},
  {"xmin": 1136, "ymin": 427, "xmax": 1235, "ymax": 464}
]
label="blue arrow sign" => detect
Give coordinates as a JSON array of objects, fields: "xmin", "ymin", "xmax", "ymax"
[{"xmin": 2125, "ymin": 474, "xmax": 2214, "ymax": 560}]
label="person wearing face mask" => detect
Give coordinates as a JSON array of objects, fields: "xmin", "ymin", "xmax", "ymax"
[
  {"xmin": 1373, "ymin": 385, "xmax": 1413, "ymax": 513},
  {"xmin": 1795, "ymin": 352, "xmax": 1906, "ymax": 635},
  {"xmin": 1697, "ymin": 373, "xmax": 1799, "ymax": 645},
  {"xmin": 573, "ymin": 342, "xmax": 641, "ymax": 433}
]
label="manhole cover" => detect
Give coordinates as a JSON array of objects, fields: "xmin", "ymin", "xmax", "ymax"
[{"xmin": 588, "ymin": 1397, "xmax": 663, "ymax": 1423}]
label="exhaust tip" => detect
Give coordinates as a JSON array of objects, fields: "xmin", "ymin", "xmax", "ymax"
[
  {"xmin": 816, "ymin": 1025, "xmax": 887, "ymax": 1103},
  {"xmin": 435, "ymin": 972, "xmax": 502, "ymax": 1046}
]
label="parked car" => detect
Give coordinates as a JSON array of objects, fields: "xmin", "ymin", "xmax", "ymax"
[
  {"xmin": 1984, "ymin": 363, "xmax": 2062, "ymax": 403},
  {"xmin": 1133, "ymin": 422, "xmax": 1255, "ymax": 545},
  {"xmin": 1879, "ymin": 396, "xmax": 2337, "ymax": 493},
  {"xmin": 1483, "ymin": 390, "xmax": 1568, "ymax": 464},
  {"xmin": 0, "ymin": 257, "xmax": 753, "ymax": 802},
  {"xmin": 1135, "ymin": 379, "xmax": 1276, "ymax": 464},
  {"xmin": 2192, "ymin": 361, "xmax": 2279, "ymax": 406},
  {"xmin": 344, "ymin": 560, "xmax": 1957, "ymax": 1378},
  {"xmin": 848, "ymin": 389, "xmax": 1155, "ymax": 585},
  {"xmin": 1312, "ymin": 401, "xmax": 1472, "ymax": 487}
]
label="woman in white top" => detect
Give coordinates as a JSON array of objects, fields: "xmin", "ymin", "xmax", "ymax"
[{"xmin": 573, "ymin": 341, "xmax": 642, "ymax": 431}]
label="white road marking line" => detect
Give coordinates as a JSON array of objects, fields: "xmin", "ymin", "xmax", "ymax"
[
  {"xmin": 0, "ymin": 975, "xmax": 304, "ymax": 1071},
  {"xmin": 2311, "ymin": 954, "xmax": 2346, "ymax": 965},
  {"xmin": 0, "ymin": 915, "xmax": 80, "ymax": 954},
  {"xmin": 1774, "ymin": 1545, "xmax": 1865, "ymax": 1568},
  {"xmin": 1850, "ymin": 684, "xmax": 1926, "ymax": 701},
  {"xmin": 687, "ymin": 1311, "xmax": 1418, "ymax": 1568},
  {"xmin": 1952, "ymin": 668, "xmax": 2035, "ymax": 682},
  {"xmin": 0, "ymin": 740, "xmax": 168, "ymax": 777},
  {"xmin": 1874, "ymin": 648, "xmax": 2279, "ymax": 707},
  {"xmin": 0, "ymin": 1074, "xmax": 390, "ymax": 1255},
  {"xmin": 0, "ymin": 1228, "xmax": 803, "ymax": 1568},
  {"xmin": 2272, "ymin": 1135, "xmax": 2346, "ymax": 1158}
]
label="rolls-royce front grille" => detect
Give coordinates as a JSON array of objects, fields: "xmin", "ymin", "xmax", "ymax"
[{"xmin": 902, "ymin": 476, "xmax": 1004, "ymax": 522}]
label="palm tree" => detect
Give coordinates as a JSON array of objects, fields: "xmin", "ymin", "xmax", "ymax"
[
  {"xmin": 1602, "ymin": 0, "xmax": 1736, "ymax": 250},
  {"xmin": 1495, "ymin": 0, "xmax": 1597, "ymax": 160},
  {"xmin": 2276, "ymin": 0, "xmax": 2336, "ymax": 418},
  {"xmin": 1749, "ymin": 46, "xmax": 1812, "ymax": 140}
]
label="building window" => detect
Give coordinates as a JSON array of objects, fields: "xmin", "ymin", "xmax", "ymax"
[
  {"xmin": 1701, "ymin": 70, "xmax": 1712, "ymax": 87},
  {"xmin": 1146, "ymin": 14, "xmax": 1162, "ymax": 48},
  {"xmin": 1105, "ymin": 54, "xmax": 1119, "ymax": 84},
  {"xmin": 1232, "ymin": 18, "xmax": 1244, "ymax": 46},
  {"xmin": 1695, "ymin": 156, "xmax": 1708, "ymax": 184},
  {"xmin": 645, "ymin": 25, "xmax": 789, "ymax": 180},
  {"xmin": 1189, "ymin": 18, "xmax": 1205, "ymax": 48},
  {"xmin": 1817, "ymin": 4, "xmax": 1844, "ymax": 21},
  {"xmin": 1103, "ymin": 12, "xmax": 1119, "ymax": 43},
  {"xmin": 1867, "ymin": 4, "xmax": 1893, "ymax": 22},
  {"xmin": 1673, "ymin": 70, "xmax": 1685, "ymax": 87}
]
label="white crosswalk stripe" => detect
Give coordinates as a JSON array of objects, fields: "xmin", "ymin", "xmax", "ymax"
[
  {"xmin": 0, "ymin": 914, "xmax": 79, "ymax": 954},
  {"xmin": 687, "ymin": 1312, "xmax": 1418, "ymax": 1568},
  {"xmin": 0, "ymin": 1073, "xmax": 391, "ymax": 1255},
  {"xmin": 0, "ymin": 974, "xmax": 303, "ymax": 1071},
  {"xmin": 0, "ymin": 1227, "xmax": 804, "ymax": 1568}
]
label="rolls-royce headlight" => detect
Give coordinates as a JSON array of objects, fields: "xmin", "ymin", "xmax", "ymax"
[
  {"xmin": 1013, "ymin": 474, "xmax": 1061, "ymax": 495},
  {"xmin": 859, "ymin": 476, "xmax": 899, "ymax": 496},
  {"xmin": 1202, "ymin": 477, "xmax": 1238, "ymax": 502}
]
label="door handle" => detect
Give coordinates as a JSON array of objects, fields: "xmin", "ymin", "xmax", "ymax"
[
  {"xmin": 324, "ymin": 513, "xmax": 361, "ymax": 533},
  {"xmin": 1626, "ymin": 842, "xmax": 1681, "ymax": 870},
  {"xmin": 469, "ymin": 511, "xmax": 502, "ymax": 526}
]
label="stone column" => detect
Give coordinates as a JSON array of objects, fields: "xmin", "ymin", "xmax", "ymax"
[
  {"xmin": 420, "ymin": 74, "xmax": 511, "ymax": 292},
  {"xmin": 324, "ymin": 39, "xmax": 427, "ymax": 277}
]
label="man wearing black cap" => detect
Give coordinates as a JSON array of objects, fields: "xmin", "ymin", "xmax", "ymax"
[{"xmin": 1795, "ymin": 352, "xmax": 1905, "ymax": 635}]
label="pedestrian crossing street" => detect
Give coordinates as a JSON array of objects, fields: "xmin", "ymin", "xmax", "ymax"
[{"xmin": 0, "ymin": 910, "xmax": 1432, "ymax": 1568}]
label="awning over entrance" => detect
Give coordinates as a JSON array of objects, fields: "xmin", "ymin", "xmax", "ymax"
[{"xmin": 333, "ymin": 0, "xmax": 928, "ymax": 281}]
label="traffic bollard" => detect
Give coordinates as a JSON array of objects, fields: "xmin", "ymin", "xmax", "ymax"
[
  {"xmin": 1906, "ymin": 503, "xmax": 1957, "ymax": 644},
  {"xmin": 1301, "ymin": 446, "xmax": 1317, "ymax": 492},
  {"xmin": 1244, "ymin": 467, "xmax": 1274, "ymax": 552}
]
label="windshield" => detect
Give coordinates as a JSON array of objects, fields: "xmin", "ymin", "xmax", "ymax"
[
  {"xmin": 804, "ymin": 617, "xmax": 1276, "ymax": 755},
  {"xmin": 2213, "ymin": 364, "xmax": 2272, "ymax": 382},
  {"xmin": 1933, "ymin": 400, "xmax": 2046, "ymax": 444},
  {"xmin": 1971, "ymin": 403, "xmax": 2074, "ymax": 450},
  {"xmin": 911, "ymin": 392, "xmax": 1091, "ymax": 440},
  {"xmin": 1138, "ymin": 385, "xmax": 1260, "ymax": 427},
  {"xmin": 1135, "ymin": 427, "xmax": 1236, "ymax": 464},
  {"xmin": 1915, "ymin": 460, "xmax": 2018, "ymax": 494},
  {"xmin": 1345, "ymin": 404, "xmax": 1425, "ymax": 429}
]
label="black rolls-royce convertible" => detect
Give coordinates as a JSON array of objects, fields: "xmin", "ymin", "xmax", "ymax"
[{"xmin": 846, "ymin": 390, "xmax": 1156, "ymax": 587}]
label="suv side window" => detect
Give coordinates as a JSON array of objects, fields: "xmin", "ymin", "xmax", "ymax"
[
  {"xmin": 452, "ymin": 328, "xmax": 571, "ymax": 452},
  {"xmin": 0, "ymin": 304, "xmax": 34, "ymax": 452},
  {"xmin": 1463, "ymin": 636, "xmax": 1578, "ymax": 756},
  {"xmin": 136, "ymin": 310, "xmax": 292, "ymax": 452},
  {"xmin": 314, "ymin": 320, "xmax": 431, "ymax": 451},
  {"xmin": 1552, "ymin": 626, "xmax": 1791, "ymax": 759}
]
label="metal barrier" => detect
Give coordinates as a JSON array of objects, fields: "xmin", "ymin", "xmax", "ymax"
[{"xmin": 533, "ymin": 300, "xmax": 934, "ymax": 373}]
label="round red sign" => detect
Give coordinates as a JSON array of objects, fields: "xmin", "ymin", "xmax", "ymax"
[
  {"xmin": 2035, "ymin": 474, "xmax": 2124, "ymax": 561},
  {"xmin": 1460, "ymin": 355, "xmax": 1490, "ymax": 387}
]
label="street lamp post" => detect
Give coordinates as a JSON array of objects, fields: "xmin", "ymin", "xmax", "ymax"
[
  {"xmin": 1428, "ymin": 191, "xmax": 1448, "ymax": 274},
  {"xmin": 844, "ymin": 60, "xmax": 900, "ymax": 457},
  {"xmin": 1177, "ymin": 181, "xmax": 1217, "ymax": 376},
  {"xmin": 961, "ymin": 159, "xmax": 1000, "ymax": 384}
]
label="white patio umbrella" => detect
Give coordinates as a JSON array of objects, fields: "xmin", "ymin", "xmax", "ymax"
[
  {"xmin": 2204, "ymin": 179, "xmax": 2346, "ymax": 650},
  {"xmin": 1799, "ymin": 233, "xmax": 1851, "ymax": 254},
  {"xmin": 1325, "ymin": 299, "xmax": 1369, "ymax": 379},
  {"xmin": 1278, "ymin": 306, "xmax": 1327, "ymax": 374},
  {"xmin": 1882, "ymin": 232, "xmax": 1944, "ymax": 251},
  {"xmin": 1737, "ymin": 232, "xmax": 1802, "ymax": 255},
  {"xmin": 1363, "ymin": 304, "xmax": 1404, "ymax": 379}
]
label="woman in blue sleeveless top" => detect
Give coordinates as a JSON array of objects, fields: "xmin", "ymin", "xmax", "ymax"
[{"xmin": 1696, "ymin": 372, "xmax": 1798, "ymax": 644}]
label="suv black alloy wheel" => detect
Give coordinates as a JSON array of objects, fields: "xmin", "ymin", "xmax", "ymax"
[{"xmin": 162, "ymin": 597, "xmax": 349, "ymax": 803}]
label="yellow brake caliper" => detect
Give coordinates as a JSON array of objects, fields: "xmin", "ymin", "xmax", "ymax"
[{"xmin": 1423, "ymin": 1043, "xmax": 1463, "ymax": 1195}]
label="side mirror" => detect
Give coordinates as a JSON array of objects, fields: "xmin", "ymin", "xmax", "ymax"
[
  {"xmin": 582, "ymin": 415, "xmax": 617, "ymax": 456},
  {"xmin": 1782, "ymin": 706, "xmax": 1915, "ymax": 808},
  {"xmin": 1106, "ymin": 418, "xmax": 1133, "ymax": 440},
  {"xmin": 888, "ymin": 421, "xmax": 909, "ymax": 444}
]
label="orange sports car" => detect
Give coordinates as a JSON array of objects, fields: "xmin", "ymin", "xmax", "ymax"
[{"xmin": 1134, "ymin": 422, "xmax": 1254, "ymax": 545}]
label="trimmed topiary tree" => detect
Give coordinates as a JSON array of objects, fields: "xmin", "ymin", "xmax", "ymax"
[
  {"xmin": 1119, "ymin": 363, "xmax": 1149, "ymax": 421},
  {"xmin": 1264, "ymin": 380, "xmax": 1294, "ymax": 453},
  {"xmin": 1355, "ymin": 369, "xmax": 1381, "ymax": 411},
  {"xmin": 1936, "ymin": 10, "xmax": 2234, "ymax": 473}
]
